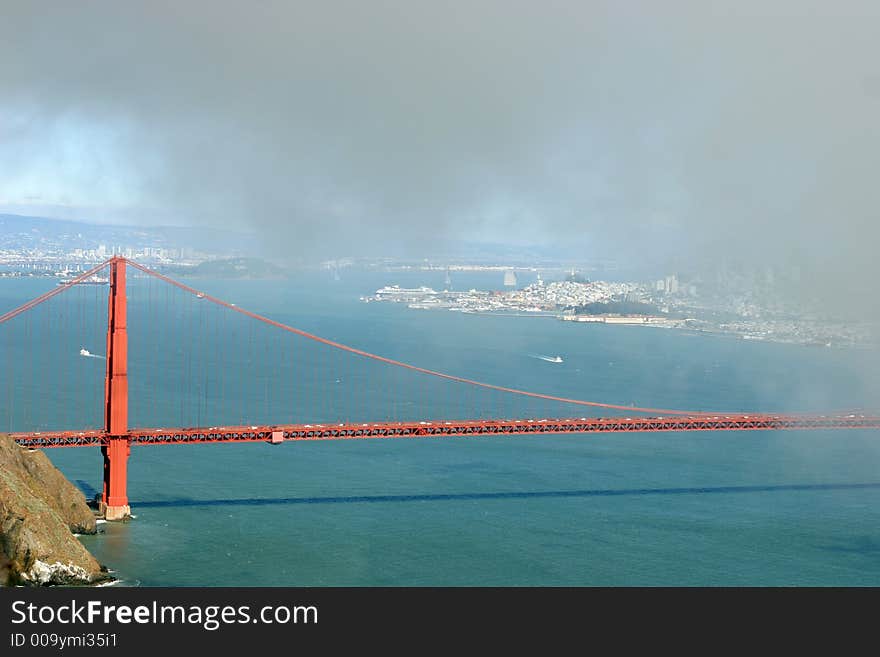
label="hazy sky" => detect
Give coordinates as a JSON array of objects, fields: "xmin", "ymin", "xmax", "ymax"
[{"xmin": 1, "ymin": 1, "xmax": 878, "ymax": 289}]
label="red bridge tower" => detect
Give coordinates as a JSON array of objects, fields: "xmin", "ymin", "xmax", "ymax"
[{"xmin": 101, "ymin": 257, "xmax": 131, "ymax": 521}]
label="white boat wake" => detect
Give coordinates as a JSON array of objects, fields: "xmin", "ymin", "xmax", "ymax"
[
  {"xmin": 529, "ymin": 353, "xmax": 564, "ymax": 363},
  {"xmin": 79, "ymin": 348, "xmax": 106, "ymax": 359}
]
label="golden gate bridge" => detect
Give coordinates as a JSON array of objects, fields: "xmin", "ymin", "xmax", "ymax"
[{"xmin": 2, "ymin": 257, "xmax": 878, "ymax": 520}]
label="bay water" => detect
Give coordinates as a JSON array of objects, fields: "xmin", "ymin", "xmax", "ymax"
[{"xmin": 2, "ymin": 270, "xmax": 880, "ymax": 585}]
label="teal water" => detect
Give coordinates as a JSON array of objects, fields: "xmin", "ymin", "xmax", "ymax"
[{"xmin": 2, "ymin": 271, "xmax": 880, "ymax": 585}]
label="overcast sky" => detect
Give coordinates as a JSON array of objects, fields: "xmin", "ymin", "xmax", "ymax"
[{"xmin": 1, "ymin": 1, "xmax": 878, "ymax": 295}]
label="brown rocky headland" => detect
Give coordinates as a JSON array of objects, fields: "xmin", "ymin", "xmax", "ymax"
[{"xmin": 0, "ymin": 435, "xmax": 111, "ymax": 586}]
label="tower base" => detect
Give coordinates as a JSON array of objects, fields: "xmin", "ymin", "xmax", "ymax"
[{"xmin": 101, "ymin": 503, "xmax": 131, "ymax": 521}]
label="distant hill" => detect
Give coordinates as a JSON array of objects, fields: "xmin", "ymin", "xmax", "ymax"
[
  {"xmin": 177, "ymin": 257, "xmax": 287, "ymax": 279},
  {"xmin": 574, "ymin": 300, "xmax": 664, "ymax": 316},
  {"xmin": 0, "ymin": 213, "xmax": 258, "ymax": 255}
]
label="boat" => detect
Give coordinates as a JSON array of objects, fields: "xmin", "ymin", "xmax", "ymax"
[
  {"xmin": 56, "ymin": 275, "xmax": 109, "ymax": 287},
  {"xmin": 537, "ymin": 355, "xmax": 563, "ymax": 363}
]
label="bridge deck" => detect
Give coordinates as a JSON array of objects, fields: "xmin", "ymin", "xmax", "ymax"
[{"xmin": 10, "ymin": 414, "xmax": 880, "ymax": 448}]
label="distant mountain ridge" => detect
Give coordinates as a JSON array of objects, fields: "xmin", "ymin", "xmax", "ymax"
[{"xmin": 0, "ymin": 213, "xmax": 258, "ymax": 255}]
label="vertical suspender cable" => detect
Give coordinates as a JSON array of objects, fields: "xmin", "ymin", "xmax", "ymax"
[
  {"xmin": 164, "ymin": 278, "xmax": 170, "ymax": 427},
  {"xmin": 263, "ymin": 321, "xmax": 269, "ymax": 423},
  {"xmin": 247, "ymin": 313, "xmax": 254, "ymax": 425},
  {"xmin": 198, "ymin": 289, "xmax": 205, "ymax": 429},
  {"xmin": 182, "ymin": 285, "xmax": 190, "ymax": 426},
  {"xmin": 214, "ymin": 300, "xmax": 221, "ymax": 425},
  {"xmin": 23, "ymin": 310, "xmax": 30, "ymax": 431},
  {"xmin": 5, "ymin": 299, "xmax": 10, "ymax": 432}
]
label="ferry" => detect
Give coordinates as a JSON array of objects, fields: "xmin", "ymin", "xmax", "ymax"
[{"xmin": 56, "ymin": 275, "xmax": 109, "ymax": 287}]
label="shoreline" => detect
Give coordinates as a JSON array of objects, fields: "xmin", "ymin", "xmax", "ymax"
[{"xmin": 401, "ymin": 305, "xmax": 877, "ymax": 350}]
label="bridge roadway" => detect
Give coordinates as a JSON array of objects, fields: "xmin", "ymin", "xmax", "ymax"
[{"xmin": 11, "ymin": 413, "xmax": 880, "ymax": 448}]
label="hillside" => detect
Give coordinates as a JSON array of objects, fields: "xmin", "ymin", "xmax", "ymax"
[
  {"xmin": 179, "ymin": 256, "xmax": 287, "ymax": 279},
  {"xmin": 0, "ymin": 436, "xmax": 109, "ymax": 586}
]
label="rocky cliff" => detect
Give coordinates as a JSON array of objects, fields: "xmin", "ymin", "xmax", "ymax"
[{"xmin": 0, "ymin": 436, "xmax": 109, "ymax": 585}]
